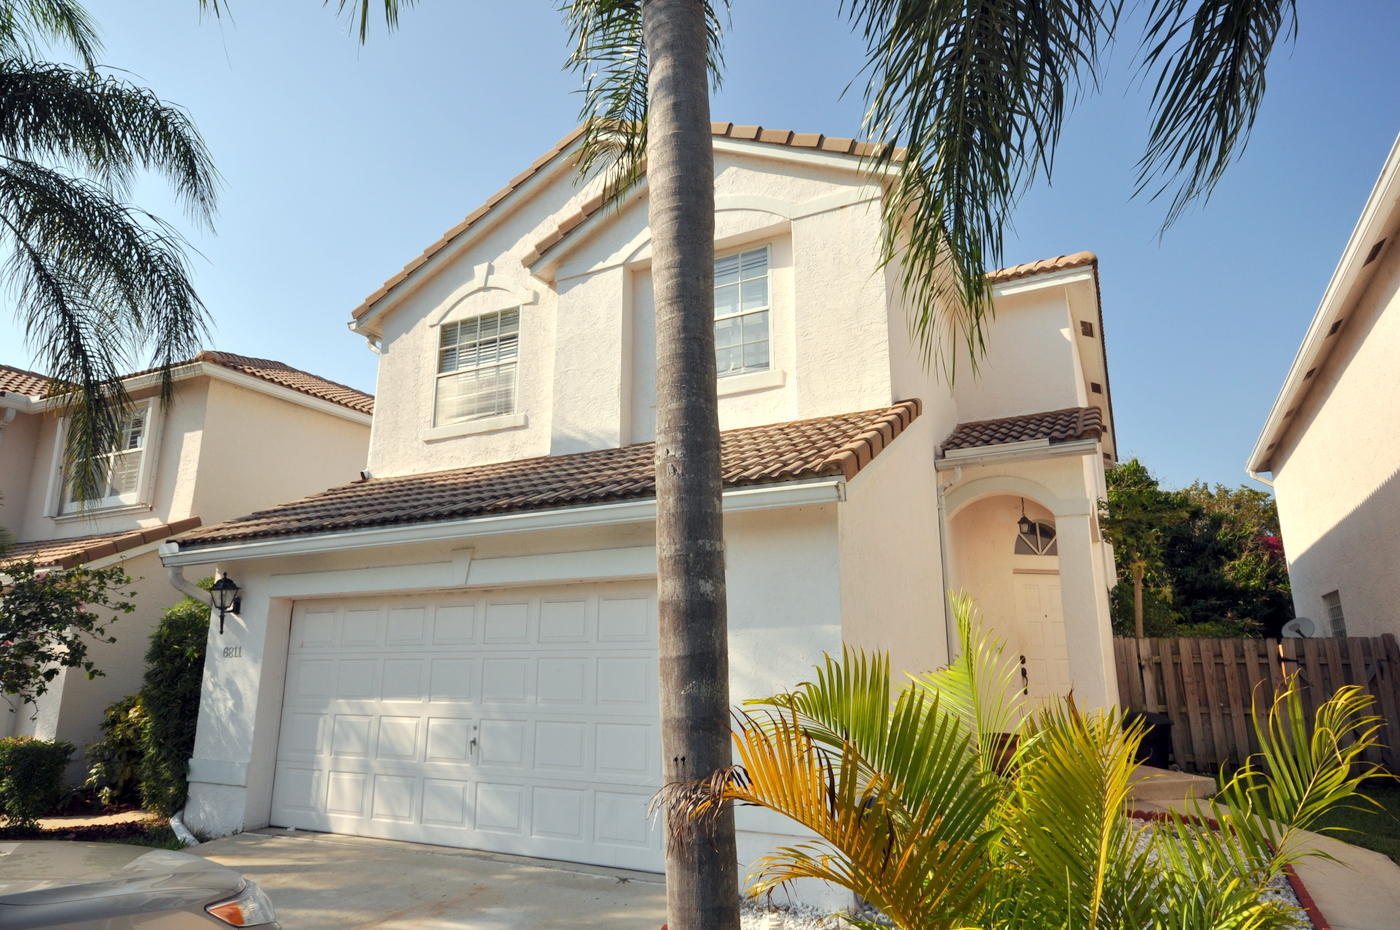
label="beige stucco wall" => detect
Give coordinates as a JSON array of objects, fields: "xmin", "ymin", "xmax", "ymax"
[
  {"xmin": 0, "ymin": 408, "xmax": 40, "ymax": 539},
  {"xmin": 190, "ymin": 377, "xmax": 369, "ymax": 521},
  {"xmin": 1271, "ymin": 241, "xmax": 1400, "ymax": 636}
]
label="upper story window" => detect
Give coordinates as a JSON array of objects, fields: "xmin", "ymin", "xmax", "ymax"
[
  {"xmin": 435, "ymin": 308, "xmax": 519, "ymax": 425},
  {"xmin": 1015, "ymin": 520, "xmax": 1058, "ymax": 556},
  {"xmin": 1322, "ymin": 590, "xmax": 1346, "ymax": 638},
  {"xmin": 59, "ymin": 399, "xmax": 157, "ymax": 513},
  {"xmin": 714, "ymin": 246, "xmax": 770, "ymax": 377}
]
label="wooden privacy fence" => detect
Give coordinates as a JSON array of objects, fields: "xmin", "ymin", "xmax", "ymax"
[{"xmin": 1114, "ymin": 635, "xmax": 1400, "ymax": 773}]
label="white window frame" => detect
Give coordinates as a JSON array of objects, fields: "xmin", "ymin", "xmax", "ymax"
[
  {"xmin": 1322, "ymin": 590, "xmax": 1346, "ymax": 638},
  {"xmin": 432, "ymin": 307, "xmax": 522, "ymax": 428},
  {"xmin": 1014, "ymin": 519, "xmax": 1059, "ymax": 556},
  {"xmin": 53, "ymin": 397, "xmax": 161, "ymax": 516},
  {"xmin": 713, "ymin": 244, "xmax": 772, "ymax": 378}
]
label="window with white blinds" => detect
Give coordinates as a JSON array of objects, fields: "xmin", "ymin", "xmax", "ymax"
[
  {"xmin": 714, "ymin": 246, "xmax": 770, "ymax": 376},
  {"xmin": 434, "ymin": 309, "xmax": 520, "ymax": 425},
  {"xmin": 61, "ymin": 402, "xmax": 153, "ymax": 511}
]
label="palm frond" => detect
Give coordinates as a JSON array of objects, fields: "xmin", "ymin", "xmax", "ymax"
[
  {"xmin": 0, "ymin": 1, "xmax": 99, "ymax": 69},
  {"xmin": 914, "ymin": 591, "xmax": 1025, "ymax": 779},
  {"xmin": 1137, "ymin": 0, "xmax": 1297, "ymax": 227},
  {"xmin": 840, "ymin": 0, "xmax": 1106, "ymax": 375},
  {"xmin": 0, "ymin": 158, "xmax": 207, "ymax": 500},
  {"xmin": 0, "ymin": 59, "xmax": 218, "ymax": 224},
  {"xmin": 562, "ymin": 0, "xmax": 727, "ymax": 208}
]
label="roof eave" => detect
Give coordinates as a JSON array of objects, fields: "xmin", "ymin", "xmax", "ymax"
[{"xmin": 1247, "ymin": 133, "xmax": 1400, "ymax": 476}]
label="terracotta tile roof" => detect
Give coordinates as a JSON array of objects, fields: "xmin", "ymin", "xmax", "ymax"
[
  {"xmin": 4, "ymin": 353, "xmax": 374, "ymax": 415},
  {"xmin": 194, "ymin": 351, "xmax": 374, "ymax": 415},
  {"xmin": 173, "ymin": 400, "xmax": 922, "ymax": 550},
  {"xmin": 352, "ymin": 122, "xmax": 902, "ymax": 321},
  {"xmin": 0, "ymin": 363, "xmax": 51, "ymax": 397},
  {"xmin": 2, "ymin": 517, "xmax": 201, "ymax": 569},
  {"xmin": 987, "ymin": 251, "xmax": 1097, "ymax": 284},
  {"xmin": 941, "ymin": 406, "xmax": 1104, "ymax": 453}
]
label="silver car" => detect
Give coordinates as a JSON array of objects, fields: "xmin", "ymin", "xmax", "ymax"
[{"xmin": 0, "ymin": 842, "xmax": 278, "ymax": 929}]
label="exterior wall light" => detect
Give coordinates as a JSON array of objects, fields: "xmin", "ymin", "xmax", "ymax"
[
  {"xmin": 1017, "ymin": 497, "xmax": 1034, "ymax": 537},
  {"xmin": 210, "ymin": 572, "xmax": 241, "ymax": 634}
]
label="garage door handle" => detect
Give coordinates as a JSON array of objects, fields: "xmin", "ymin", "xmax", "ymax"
[{"xmin": 470, "ymin": 737, "xmax": 478, "ymax": 753}]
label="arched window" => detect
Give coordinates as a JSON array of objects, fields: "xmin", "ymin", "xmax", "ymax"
[{"xmin": 1015, "ymin": 520, "xmax": 1058, "ymax": 556}]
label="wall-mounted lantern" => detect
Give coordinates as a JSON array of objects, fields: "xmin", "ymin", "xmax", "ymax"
[
  {"xmin": 1017, "ymin": 497, "xmax": 1035, "ymax": 537},
  {"xmin": 210, "ymin": 572, "xmax": 241, "ymax": 634}
]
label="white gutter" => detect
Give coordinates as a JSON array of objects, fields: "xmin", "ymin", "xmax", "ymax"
[
  {"xmin": 160, "ymin": 477, "xmax": 846, "ymax": 566},
  {"xmin": 934, "ymin": 437, "xmax": 1099, "ymax": 471},
  {"xmin": 167, "ymin": 564, "xmax": 208, "ymax": 601},
  {"xmin": 1247, "ymin": 133, "xmax": 1400, "ymax": 475}
]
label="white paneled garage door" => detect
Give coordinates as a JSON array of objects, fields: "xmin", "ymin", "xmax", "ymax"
[{"xmin": 270, "ymin": 582, "xmax": 663, "ymax": 870}]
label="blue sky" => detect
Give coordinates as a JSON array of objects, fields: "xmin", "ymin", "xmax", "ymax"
[{"xmin": 2, "ymin": 1, "xmax": 1397, "ymax": 490}]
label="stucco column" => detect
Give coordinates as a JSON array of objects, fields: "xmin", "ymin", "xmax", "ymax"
[{"xmin": 1054, "ymin": 512, "xmax": 1118, "ymax": 708}]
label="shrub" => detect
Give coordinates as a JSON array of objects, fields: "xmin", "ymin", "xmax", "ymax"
[
  {"xmin": 84, "ymin": 695, "xmax": 148, "ymax": 806},
  {"xmin": 0, "ymin": 737, "xmax": 74, "ymax": 827},
  {"xmin": 139, "ymin": 594, "xmax": 209, "ymax": 815}
]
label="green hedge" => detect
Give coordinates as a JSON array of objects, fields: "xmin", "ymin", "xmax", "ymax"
[
  {"xmin": 84, "ymin": 695, "xmax": 147, "ymax": 806},
  {"xmin": 139, "ymin": 594, "xmax": 209, "ymax": 815},
  {"xmin": 0, "ymin": 737, "xmax": 74, "ymax": 827}
]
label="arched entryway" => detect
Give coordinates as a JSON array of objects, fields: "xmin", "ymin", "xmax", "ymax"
[{"xmin": 948, "ymin": 492, "xmax": 1072, "ymax": 702}]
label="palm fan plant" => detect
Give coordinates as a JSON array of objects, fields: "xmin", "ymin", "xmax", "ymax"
[
  {"xmin": 663, "ymin": 593, "xmax": 1385, "ymax": 929},
  {"xmin": 1, "ymin": 0, "xmax": 216, "ymax": 501}
]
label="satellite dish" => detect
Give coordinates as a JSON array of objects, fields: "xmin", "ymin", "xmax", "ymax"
[{"xmin": 1282, "ymin": 616, "xmax": 1317, "ymax": 638}]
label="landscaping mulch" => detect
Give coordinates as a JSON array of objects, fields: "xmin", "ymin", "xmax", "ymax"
[{"xmin": 0, "ymin": 817, "xmax": 184, "ymax": 849}]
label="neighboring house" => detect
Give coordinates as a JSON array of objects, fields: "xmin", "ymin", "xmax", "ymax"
[
  {"xmin": 0, "ymin": 351, "xmax": 373, "ymax": 772},
  {"xmin": 159, "ymin": 124, "xmax": 1119, "ymax": 896},
  {"xmin": 1249, "ymin": 135, "xmax": 1400, "ymax": 639}
]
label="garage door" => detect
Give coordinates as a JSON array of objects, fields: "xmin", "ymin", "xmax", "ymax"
[{"xmin": 270, "ymin": 582, "xmax": 663, "ymax": 870}]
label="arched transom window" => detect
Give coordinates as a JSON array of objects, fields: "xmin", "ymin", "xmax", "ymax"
[{"xmin": 1015, "ymin": 520, "xmax": 1058, "ymax": 556}]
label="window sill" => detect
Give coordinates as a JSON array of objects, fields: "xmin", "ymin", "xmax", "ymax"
[
  {"xmin": 717, "ymin": 369, "xmax": 786, "ymax": 397},
  {"xmin": 53, "ymin": 501, "xmax": 152, "ymax": 522},
  {"xmin": 423, "ymin": 412, "xmax": 528, "ymax": 442}
]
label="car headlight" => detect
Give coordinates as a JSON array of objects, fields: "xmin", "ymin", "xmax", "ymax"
[{"xmin": 206, "ymin": 880, "xmax": 278, "ymax": 927}]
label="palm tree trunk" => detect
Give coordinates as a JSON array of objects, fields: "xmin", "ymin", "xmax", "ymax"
[
  {"xmin": 1133, "ymin": 561, "xmax": 1146, "ymax": 639},
  {"xmin": 640, "ymin": 2, "xmax": 739, "ymax": 928}
]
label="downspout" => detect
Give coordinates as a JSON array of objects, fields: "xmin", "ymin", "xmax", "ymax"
[
  {"xmin": 1248, "ymin": 469, "xmax": 1275, "ymax": 488},
  {"xmin": 936, "ymin": 464, "xmax": 962, "ymax": 663},
  {"xmin": 165, "ymin": 560, "xmax": 208, "ymax": 847}
]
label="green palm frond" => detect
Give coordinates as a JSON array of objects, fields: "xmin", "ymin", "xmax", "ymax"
[
  {"xmin": 0, "ymin": 1, "xmax": 99, "ymax": 69},
  {"xmin": 563, "ymin": 0, "xmax": 727, "ymax": 209},
  {"xmin": 915, "ymin": 592, "xmax": 1025, "ymax": 779},
  {"xmin": 840, "ymin": 0, "xmax": 1106, "ymax": 375},
  {"xmin": 0, "ymin": 60, "xmax": 217, "ymax": 223},
  {"xmin": 1138, "ymin": 0, "xmax": 1297, "ymax": 228}
]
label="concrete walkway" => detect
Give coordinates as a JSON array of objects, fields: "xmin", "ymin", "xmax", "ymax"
[
  {"xmin": 193, "ymin": 829, "xmax": 666, "ymax": 930},
  {"xmin": 1131, "ymin": 768, "xmax": 1400, "ymax": 930}
]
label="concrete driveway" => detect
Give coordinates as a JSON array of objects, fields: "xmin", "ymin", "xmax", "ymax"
[{"xmin": 193, "ymin": 829, "xmax": 666, "ymax": 930}]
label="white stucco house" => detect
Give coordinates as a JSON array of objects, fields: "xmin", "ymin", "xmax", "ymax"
[
  {"xmin": 158, "ymin": 124, "xmax": 1120, "ymax": 888},
  {"xmin": 1249, "ymin": 134, "xmax": 1400, "ymax": 638},
  {"xmin": 0, "ymin": 352, "xmax": 373, "ymax": 769}
]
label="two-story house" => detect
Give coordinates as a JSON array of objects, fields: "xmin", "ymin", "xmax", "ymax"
[
  {"xmin": 0, "ymin": 351, "xmax": 373, "ymax": 772},
  {"xmin": 158, "ymin": 125, "xmax": 1119, "ymax": 891}
]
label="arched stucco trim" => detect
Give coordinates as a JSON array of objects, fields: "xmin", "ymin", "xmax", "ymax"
[
  {"xmin": 428, "ymin": 263, "xmax": 539, "ymax": 328},
  {"xmin": 944, "ymin": 474, "xmax": 1089, "ymax": 519}
]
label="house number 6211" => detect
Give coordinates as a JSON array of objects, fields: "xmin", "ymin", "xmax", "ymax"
[{"xmin": 222, "ymin": 645, "xmax": 243, "ymax": 659}]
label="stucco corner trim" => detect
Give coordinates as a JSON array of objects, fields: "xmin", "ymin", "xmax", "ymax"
[{"xmin": 422, "ymin": 413, "xmax": 529, "ymax": 443}]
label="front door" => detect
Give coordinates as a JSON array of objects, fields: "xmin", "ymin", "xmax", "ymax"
[{"xmin": 1013, "ymin": 571, "xmax": 1071, "ymax": 701}]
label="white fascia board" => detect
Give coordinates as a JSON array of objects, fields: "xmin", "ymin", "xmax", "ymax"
[
  {"xmin": 1248, "ymin": 133, "xmax": 1400, "ymax": 475},
  {"xmin": 711, "ymin": 138, "xmax": 898, "ymax": 178},
  {"xmin": 159, "ymin": 477, "xmax": 845, "ymax": 566},
  {"xmin": 351, "ymin": 137, "xmax": 587, "ymax": 337},
  {"xmin": 990, "ymin": 267, "xmax": 1094, "ymax": 298},
  {"xmin": 935, "ymin": 438, "xmax": 1099, "ymax": 470},
  {"xmin": 530, "ymin": 179, "xmax": 650, "ymax": 281},
  {"xmin": 0, "ymin": 393, "xmax": 40, "ymax": 414}
]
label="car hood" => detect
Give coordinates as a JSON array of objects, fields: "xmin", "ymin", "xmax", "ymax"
[{"xmin": 0, "ymin": 842, "xmax": 243, "ymax": 906}]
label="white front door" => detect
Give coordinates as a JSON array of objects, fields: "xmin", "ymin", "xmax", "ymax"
[
  {"xmin": 1013, "ymin": 571, "xmax": 1072, "ymax": 701},
  {"xmin": 270, "ymin": 582, "xmax": 662, "ymax": 871}
]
